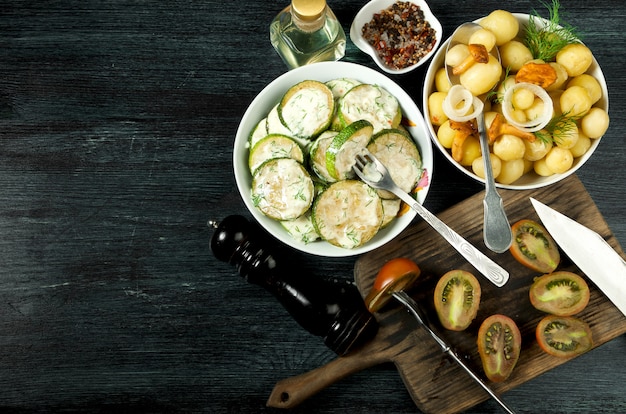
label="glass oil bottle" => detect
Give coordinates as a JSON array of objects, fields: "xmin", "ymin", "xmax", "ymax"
[{"xmin": 270, "ymin": 0, "xmax": 346, "ymax": 70}]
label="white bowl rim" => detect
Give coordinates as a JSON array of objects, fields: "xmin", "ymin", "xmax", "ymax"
[
  {"xmin": 350, "ymin": 0, "xmax": 443, "ymax": 75},
  {"xmin": 422, "ymin": 13, "xmax": 609, "ymax": 190},
  {"xmin": 234, "ymin": 61, "xmax": 433, "ymax": 257}
]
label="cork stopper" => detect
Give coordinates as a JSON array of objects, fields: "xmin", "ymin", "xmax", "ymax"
[
  {"xmin": 291, "ymin": 0, "xmax": 326, "ymax": 32},
  {"xmin": 291, "ymin": 0, "xmax": 326, "ymax": 20}
]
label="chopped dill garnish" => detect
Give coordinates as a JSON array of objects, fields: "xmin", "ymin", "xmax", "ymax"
[
  {"xmin": 534, "ymin": 111, "xmax": 580, "ymax": 144},
  {"xmin": 486, "ymin": 67, "xmax": 512, "ymax": 104},
  {"xmin": 524, "ymin": 0, "xmax": 581, "ymax": 61}
]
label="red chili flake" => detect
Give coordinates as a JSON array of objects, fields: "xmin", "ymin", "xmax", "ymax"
[{"xmin": 361, "ymin": 1, "xmax": 437, "ymax": 70}]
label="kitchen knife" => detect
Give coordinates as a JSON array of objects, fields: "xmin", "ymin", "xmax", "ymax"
[{"xmin": 530, "ymin": 197, "xmax": 626, "ymax": 318}]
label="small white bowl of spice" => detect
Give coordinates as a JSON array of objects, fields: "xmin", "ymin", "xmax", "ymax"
[{"xmin": 350, "ymin": 0, "xmax": 442, "ymax": 74}]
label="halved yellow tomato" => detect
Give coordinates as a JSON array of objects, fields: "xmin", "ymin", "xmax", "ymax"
[
  {"xmin": 477, "ymin": 314, "xmax": 521, "ymax": 382},
  {"xmin": 433, "ymin": 270, "xmax": 481, "ymax": 331},
  {"xmin": 529, "ymin": 271, "xmax": 590, "ymax": 316},
  {"xmin": 510, "ymin": 219, "xmax": 560, "ymax": 273},
  {"xmin": 536, "ymin": 315, "xmax": 593, "ymax": 358}
]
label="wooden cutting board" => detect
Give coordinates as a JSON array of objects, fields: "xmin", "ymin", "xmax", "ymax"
[{"xmin": 268, "ymin": 174, "xmax": 626, "ymax": 413}]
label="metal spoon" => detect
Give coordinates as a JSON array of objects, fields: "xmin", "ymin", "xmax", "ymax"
[{"xmin": 446, "ymin": 22, "xmax": 512, "ymax": 253}]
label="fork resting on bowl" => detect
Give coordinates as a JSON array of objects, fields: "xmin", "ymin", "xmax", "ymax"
[{"xmin": 353, "ymin": 150, "xmax": 509, "ymax": 287}]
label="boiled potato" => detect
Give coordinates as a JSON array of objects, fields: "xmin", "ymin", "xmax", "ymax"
[
  {"xmin": 523, "ymin": 158, "xmax": 534, "ymax": 174},
  {"xmin": 511, "ymin": 87, "xmax": 536, "ymax": 110},
  {"xmin": 479, "ymin": 10, "xmax": 519, "ymax": 46},
  {"xmin": 570, "ymin": 132, "xmax": 591, "ymax": 157},
  {"xmin": 435, "ymin": 67, "xmax": 452, "ymax": 92},
  {"xmin": 524, "ymin": 138, "xmax": 552, "ymax": 161},
  {"xmin": 497, "ymin": 159, "xmax": 525, "ymax": 184},
  {"xmin": 493, "ymin": 134, "xmax": 525, "ymax": 161},
  {"xmin": 494, "ymin": 76, "xmax": 516, "ymax": 105},
  {"xmin": 459, "ymin": 136, "xmax": 481, "ymax": 166},
  {"xmin": 567, "ymin": 74, "xmax": 602, "ymax": 104},
  {"xmin": 581, "ymin": 107, "xmax": 610, "ymax": 138},
  {"xmin": 446, "ymin": 44, "xmax": 470, "ymax": 67},
  {"xmin": 553, "ymin": 122, "xmax": 579, "ymax": 149},
  {"xmin": 533, "ymin": 158, "xmax": 554, "ymax": 177},
  {"xmin": 428, "ymin": 92, "xmax": 448, "ymax": 126},
  {"xmin": 437, "ymin": 120, "xmax": 455, "ymax": 148},
  {"xmin": 560, "ymin": 85, "xmax": 592, "ymax": 117},
  {"xmin": 500, "ymin": 40, "xmax": 533, "ymax": 72},
  {"xmin": 546, "ymin": 62, "xmax": 569, "ymax": 91},
  {"xmin": 525, "ymin": 97, "xmax": 549, "ymax": 122},
  {"xmin": 472, "ymin": 153, "xmax": 502, "ymax": 179},
  {"xmin": 556, "ymin": 43, "xmax": 593, "ymax": 77},
  {"xmin": 484, "ymin": 111, "xmax": 498, "ymax": 128},
  {"xmin": 545, "ymin": 147, "xmax": 574, "ymax": 174},
  {"xmin": 508, "ymin": 107, "xmax": 528, "ymax": 124},
  {"xmin": 469, "ymin": 28, "xmax": 497, "ymax": 52},
  {"xmin": 460, "ymin": 55, "xmax": 502, "ymax": 95}
]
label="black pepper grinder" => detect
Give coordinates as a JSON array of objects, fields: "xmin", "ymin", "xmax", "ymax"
[{"xmin": 210, "ymin": 215, "xmax": 378, "ymax": 356}]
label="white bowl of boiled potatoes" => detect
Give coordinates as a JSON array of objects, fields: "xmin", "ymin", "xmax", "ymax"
[{"xmin": 423, "ymin": 10, "xmax": 609, "ymax": 190}]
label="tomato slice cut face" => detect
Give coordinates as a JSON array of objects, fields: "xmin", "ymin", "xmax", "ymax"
[
  {"xmin": 529, "ymin": 271, "xmax": 590, "ymax": 316},
  {"xmin": 536, "ymin": 315, "xmax": 593, "ymax": 357},
  {"xmin": 510, "ymin": 219, "xmax": 560, "ymax": 273},
  {"xmin": 477, "ymin": 314, "xmax": 521, "ymax": 382},
  {"xmin": 433, "ymin": 270, "xmax": 481, "ymax": 331},
  {"xmin": 365, "ymin": 257, "xmax": 421, "ymax": 313}
]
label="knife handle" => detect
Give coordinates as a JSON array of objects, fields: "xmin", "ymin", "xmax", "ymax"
[{"xmin": 266, "ymin": 351, "xmax": 387, "ymax": 408}]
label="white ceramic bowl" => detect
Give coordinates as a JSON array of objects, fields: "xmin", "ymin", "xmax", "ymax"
[
  {"xmin": 350, "ymin": 0, "xmax": 442, "ymax": 75},
  {"xmin": 423, "ymin": 13, "xmax": 609, "ymax": 190},
  {"xmin": 234, "ymin": 62, "xmax": 433, "ymax": 257}
]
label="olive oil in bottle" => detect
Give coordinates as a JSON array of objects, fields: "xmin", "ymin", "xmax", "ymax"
[{"xmin": 270, "ymin": 0, "xmax": 346, "ymax": 70}]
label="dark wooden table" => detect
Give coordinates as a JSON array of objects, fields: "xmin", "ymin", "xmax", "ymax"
[{"xmin": 1, "ymin": 1, "xmax": 624, "ymax": 413}]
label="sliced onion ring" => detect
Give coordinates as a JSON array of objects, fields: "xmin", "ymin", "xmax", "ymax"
[
  {"xmin": 502, "ymin": 82, "xmax": 553, "ymax": 132},
  {"xmin": 442, "ymin": 84, "xmax": 484, "ymax": 122}
]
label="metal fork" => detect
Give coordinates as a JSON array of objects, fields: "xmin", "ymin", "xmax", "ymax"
[
  {"xmin": 392, "ymin": 290, "xmax": 516, "ymax": 413},
  {"xmin": 353, "ymin": 150, "xmax": 509, "ymax": 287}
]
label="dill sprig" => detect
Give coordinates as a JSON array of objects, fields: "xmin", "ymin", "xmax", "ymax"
[
  {"xmin": 534, "ymin": 111, "xmax": 580, "ymax": 144},
  {"xmin": 486, "ymin": 67, "xmax": 512, "ymax": 104},
  {"xmin": 524, "ymin": 0, "xmax": 581, "ymax": 61}
]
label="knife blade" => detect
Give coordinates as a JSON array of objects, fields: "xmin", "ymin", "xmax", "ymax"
[{"xmin": 530, "ymin": 197, "xmax": 626, "ymax": 318}]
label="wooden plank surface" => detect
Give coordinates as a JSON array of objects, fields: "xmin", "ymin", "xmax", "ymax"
[
  {"xmin": 268, "ymin": 174, "xmax": 626, "ymax": 413},
  {"xmin": 351, "ymin": 174, "xmax": 626, "ymax": 413}
]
